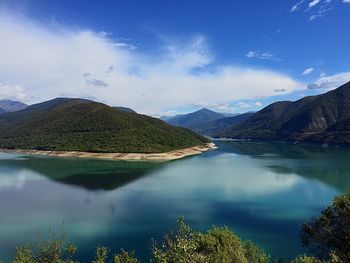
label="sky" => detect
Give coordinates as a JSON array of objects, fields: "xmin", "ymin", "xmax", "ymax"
[{"xmin": 0, "ymin": 0, "xmax": 349, "ymax": 116}]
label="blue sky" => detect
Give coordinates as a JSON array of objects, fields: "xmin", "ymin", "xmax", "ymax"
[{"xmin": 0, "ymin": 0, "xmax": 349, "ymax": 115}]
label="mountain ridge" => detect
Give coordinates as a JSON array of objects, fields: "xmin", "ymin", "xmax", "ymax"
[
  {"xmin": 219, "ymin": 81, "xmax": 350, "ymax": 144},
  {"xmin": 163, "ymin": 108, "xmax": 227, "ymax": 131},
  {"xmin": 0, "ymin": 99, "xmax": 28, "ymax": 112}
]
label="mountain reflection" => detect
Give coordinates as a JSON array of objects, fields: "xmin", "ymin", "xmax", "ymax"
[
  {"xmin": 0, "ymin": 156, "xmax": 165, "ymax": 191},
  {"xmin": 214, "ymin": 140, "xmax": 350, "ymax": 192}
]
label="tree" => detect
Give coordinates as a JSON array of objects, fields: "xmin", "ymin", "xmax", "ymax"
[
  {"xmin": 12, "ymin": 227, "xmax": 77, "ymax": 263},
  {"xmin": 301, "ymin": 191, "xmax": 350, "ymax": 262},
  {"xmin": 152, "ymin": 217, "xmax": 270, "ymax": 263}
]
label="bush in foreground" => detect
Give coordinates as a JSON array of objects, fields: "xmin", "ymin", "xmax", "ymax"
[
  {"xmin": 301, "ymin": 192, "xmax": 350, "ymax": 262},
  {"xmin": 152, "ymin": 217, "xmax": 269, "ymax": 263}
]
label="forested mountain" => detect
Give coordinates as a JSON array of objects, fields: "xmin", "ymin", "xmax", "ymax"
[
  {"xmin": 0, "ymin": 98, "xmax": 209, "ymax": 153},
  {"xmin": 219, "ymin": 81, "xmax": 350, "ymax": 144}
]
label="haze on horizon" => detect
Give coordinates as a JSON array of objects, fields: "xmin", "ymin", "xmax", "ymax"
[{"xmin": 0, "ymin": 0, "xmax": 349, "ymax": 116}]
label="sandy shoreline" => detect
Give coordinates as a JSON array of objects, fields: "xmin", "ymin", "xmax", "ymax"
[{"xmin": 1, "ymin": 143, "xmax": 217, "ymax": 162}]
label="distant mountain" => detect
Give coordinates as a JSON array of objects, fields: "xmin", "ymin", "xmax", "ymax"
[
  {"xmin": 196, "ymin": 112, "xmax": 255, "ymax": 136},
  {"xmin": 0, "ymin": 98, "xmax": 209, "ymax": 153},
  {"xmin": 219, "ymin": 81, "xmax": 350, "ymax": 144},
  {"xmin": 164, "ymin": 108, "xmax": 226, "ymax": 131},
  {"xmin": 160, "ymin": 114, "xmax": 183, "ymax": 122},
  {"xmin": 0, "ymin": 108, "xmax": 5, "ymax": 114},
  {"xmin": 114, "ymin": 106, "xmax": 136, "ymax": 113},
  {"xmin": 222, "ymin": 112, "xmax": 240, "ymax": 117},
  {"xmin": 0, "ymin": 100, "xmax": 27, "ymax": 112}
]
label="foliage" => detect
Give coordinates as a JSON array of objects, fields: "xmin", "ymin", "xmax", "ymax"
[
  {"xmin": 92, "ymin": 247, "xmax": 139, "ymax": 263},
  {"xmin": 291, "ymin": 255, "xmax": 324, "ymax": 263},
  {"xmin": 93, "ymin": 247, "xmax": 109, "ymax": 263},
  {"xmin": 0, "ymin": 98, "xmax": 209, "ymax": 153},
  {"xmin": 152, "ymin": 217, "xmax": 270, "ymax": 263},
  {"xmin": 113, "ymin": 250, "xmax": 139, "ymax": 263},
  {"xmin": 301, "ymin": 191, "xmax": 350, "ymax": 262},
  {"xmin": 12, "ymin": 227, "xmax": 77, "ymax": 263}
]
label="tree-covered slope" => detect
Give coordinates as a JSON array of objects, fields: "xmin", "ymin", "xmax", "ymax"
[
  {"xmin": 0, "ymin": 98, "xmax": 209, "ymax": 153},
  {"xmin": 196, "ymin": 112, "xmax": 254, "ymax": 136},
  {"xmin": 113, "ymin": 106, "xmax": 136, "ymax": 113},
  {"xmin": 220, "ymin": 81, "xmax": 350, "ymax": 143}
]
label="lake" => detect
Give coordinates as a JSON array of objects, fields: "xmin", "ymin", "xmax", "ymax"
[{"xmin": 0, "ymin": 140, "xmax": 349, "ymax": 262}]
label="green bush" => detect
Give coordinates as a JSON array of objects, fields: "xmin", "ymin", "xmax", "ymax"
[
  {"xmin": 12, "ymin": 228, "xmax": 77, "ymax": 263},
  {"xmin": 152, "ymin": 217, "xmax": 270, "ymax": 263},
  {"xmin": 301, "ymin": 191, "xmax": 350, "ymax": 262}
]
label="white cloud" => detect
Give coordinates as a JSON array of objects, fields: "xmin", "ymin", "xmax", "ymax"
[
  {"xmin": 236, "ymin": 102, "xmax": 252, "ymax": 109},
  {"xmin": 191, "ymin": 101, "xmax": 235, "ymax": 113},
  {"xmin": 302, "ymin": 67, "xmax": 315, "ymax": 75},
  {"xmin": 0, "ymin": 83, "xmax": 28, "ymax": 101},
  {"xmin": 291, "ymin": 0, "xmax": 333, "ymax": 20},
  {"xmin": 307, "ymin": 72, "xmax": 350, "ymax": 90},
  {"xmin": 309, "ymin": 0, "xmax": 321, "ymax": 8},
  {"xmin": 0, "ymin": 11, "xmax": 303, "ymax": 114},
  {"xmin": 343, "ymin": 0, "xmax": 350, "ymax": 3},
  {"xmin": 291, "ymin": 0, "xmax": 305, "ymax": 12},
  {"xmin": 246, "ymin": 50, "xmax": 279, "ymax": 61},
  {"xmin": 274, "ymin": 88, "xmax": 287, "ymax": 93},
  {"xmin": 255, "ymin": 101, "xmax": 262, "ymax": 107}
]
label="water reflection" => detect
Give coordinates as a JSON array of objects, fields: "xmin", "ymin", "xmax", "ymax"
[
  {"xmin": 0, "ymin": 155, "xmax": 164, "ymax": 190},
  {"xmin": 213, "ymin": 141, "xmax": 350, "ymax": 192}
]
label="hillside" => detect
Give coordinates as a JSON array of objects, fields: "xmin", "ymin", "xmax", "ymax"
[
  {"xmin": 220, "ymin": 81, "xmax": 350, "ymax": 143},
  {"xmin": 0, "ymin": 99, "xmax": 27, "ymax": 112},
  {"xmin": 0, "ymin": 98, "xmax": 209, "ymax": 153},
  {"xmin": 114, "ymin": 106, "xmax": 136, "ymax": 113},
  {"xmin": 163, "ymin": 108, "xmax": 226, "ymax": 130},
  {"xmin": 196, "ymin": 112, "xmax": 254, "ymax": 135}
]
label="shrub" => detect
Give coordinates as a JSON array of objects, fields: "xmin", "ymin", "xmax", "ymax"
[{"xmin": 301, "ymin": 191, "xmax": 350, "ymax": 262}]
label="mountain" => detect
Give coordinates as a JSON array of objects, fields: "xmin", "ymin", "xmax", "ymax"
[
  {"xmin": 163, "ymin": 108, "xmax": 226, "ymax": 131},
  {"xmin": 0, "ymin": 108, "xmax": 5, "ymax": 114},
  {"xmin": 160, "ymin": 114, "xmax": 183, "ymax": 122},
  {"xmin": 196, "ymin": 112, "xmax": 255, "ymax": 136},
  {"xmin": 0, "ymin": 100, "xmax": 27, "ymax": 112},
  {"xmin": 220, "ymin": 81, "xmax": 350, "ymax": 144},
  {"xmin": 0, "ymin": 98, "xmax": 209, "ymax": 153},
  {"xmin": 114, "ymin": 106, "xmax": 136, "ymax": 113}
]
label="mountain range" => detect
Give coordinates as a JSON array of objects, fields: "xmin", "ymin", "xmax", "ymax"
[
  {"xmin": 2, "ymin": 81, "xmax": 350, "ymax": 151},
  {"xmin": 161, "ymin": 108, "xmax": 252, "ymax": 135},
  {"xmin": 0, "ymin": 98, "xmax": 209, "ymax": 153},
  {"xmin": 162, "ymin": 108, "xmax": 226, "ymax": 130},
  {"xmin": 0, "ymin": 100, "xmax": 27, "ymax": 112},
  {"xmin": 219, "ymin": 81, "xmax": 350, "ymax": 144}
]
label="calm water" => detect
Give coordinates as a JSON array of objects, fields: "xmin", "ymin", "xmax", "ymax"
[{"xmin": 1, "ymin": 141, "xmax": 350, "ymax": 262}]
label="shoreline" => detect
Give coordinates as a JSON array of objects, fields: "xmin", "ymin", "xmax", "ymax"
[{"xmin": 0, "ymin": 143, "xmax": 217, "ymax": 162}]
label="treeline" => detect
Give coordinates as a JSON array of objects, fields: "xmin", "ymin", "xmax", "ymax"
[{"xmin": 10, "ymin": 192, "xmax": 350, "ymax": 263}]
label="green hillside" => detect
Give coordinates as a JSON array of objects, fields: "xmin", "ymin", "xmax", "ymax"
[
  {"xmin": 196, "ymin": 112, "xmax": 254, "ymax": 135},
  {"xmin": 220, "ymin": 81, "xmax": 350, "ymax": 143},
  {"xmin": 0, "ymin": 98, "xmax": 209, "ymax": 153}
]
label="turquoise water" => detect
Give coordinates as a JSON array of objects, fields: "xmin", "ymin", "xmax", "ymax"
[{"xmin": 0, "ymin": 140, "xmax": 349, "ymax": 262}]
